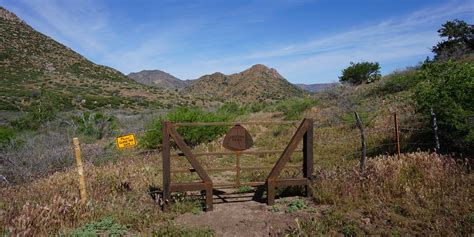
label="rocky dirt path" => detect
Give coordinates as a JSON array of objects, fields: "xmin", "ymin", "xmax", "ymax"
[{"xmin": 175, "ymin": 197, "xmax": 325, "ymax": 236}]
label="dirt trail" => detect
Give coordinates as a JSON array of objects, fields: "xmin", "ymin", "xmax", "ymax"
[{"xmin": 175, "ymin": 197, "xmax": 323, "ymax": 236}]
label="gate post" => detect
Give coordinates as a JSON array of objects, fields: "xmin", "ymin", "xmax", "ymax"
[
  {"xmin": 303, "ymin": 118, "xmax": 313, "ymax": 196},
  {"xmin": 162, "ymin": 121, "xmax": 171, "ymax": 212}
]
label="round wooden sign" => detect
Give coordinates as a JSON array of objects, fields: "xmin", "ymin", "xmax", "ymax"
[{"xmin": 223, "ymin": 125, "xmax": 253, "ymax": 151}]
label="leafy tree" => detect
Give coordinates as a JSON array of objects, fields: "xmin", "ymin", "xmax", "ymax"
[
  {"xmin": 432, "ymin": 19, "xmax": 474, "ymax": 61},
  {"xmin": 413, "ymin": 61, "xmax": 474, "ymax": 152},
  {"xmin": 339, "ymin": 61, "xmax": 381, "ymax": 85}
]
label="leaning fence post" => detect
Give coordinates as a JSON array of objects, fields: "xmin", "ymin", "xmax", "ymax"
[
  {"xmin": 394, "ymin": 113, "xmax": 401, "ymax": 159},
  {"xmin": 73, "ymin": 137, "xmax": 88, "ymax": 204},
  {"xmin": 430, "ymin": 108, "xmax": 441, "ymax": 153},
  {"xmin": 354, "ymin": 112, "xmax": 366, "ymax": 173}
]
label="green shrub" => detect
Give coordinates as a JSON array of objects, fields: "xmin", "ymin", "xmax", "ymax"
[
  {"xmin": 413, "ymin": 60, "xmax": 474, "ymax": 152},
  {"xmin": 152, "ymin": 222, "xmax": 214, "ymax": 236},
  {"xmin": 272, "ymin": 97, "xmax": 317, "ymax": 120},
  {"xmin": 70, "ymin": 112, "xmax": 118, "ymax": 140},
  {"xmin": 142, "ymin": 107, "xmax": 231, "ymax": 149},
  {"xmin": 287, "ymin": 199, "xmax": 306, "ymax": 213},
  {"xmin": 217, "ymin": 101, "xmax": 248, "ymax": 117},
  {"xmin": 374, "ymin": 70, "xmax": 418, "ymax": 94},
  {"xmin": 11, "ymin": 100, "xmax": 57, "ymax": 130},
  {"xmin": 69, "ymin": 216, "xmax": 128, "ymax": 236},
  {"xmin": 0, "ymin": 126, "xmax": 15, "ymax": 149}
]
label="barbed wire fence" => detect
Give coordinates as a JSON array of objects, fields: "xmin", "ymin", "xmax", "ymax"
[{"xmin": 0, "ymin": 110, "xmax": 442, "ymax": 187}]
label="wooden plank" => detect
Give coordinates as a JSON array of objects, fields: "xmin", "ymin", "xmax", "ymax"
[
  {"xmin": 267, "ymin": 119, "xmax": 309, "ymax": 182},
  {"xmin": 173, "ymin": 121, "xmax": 299, "ymax": 126},
  {"xmin": 162, "ymin": 122, "xmax": 171, "ymax": 212},
  {"xmin": 167, "ymin": 165, "xmax": 302, "ymax": 173},
  {"xmin": 303, "ymin": 118, "xmax": 313, "ymax": 181},
  {"xmin": 168, "ymin": 124, "xmax": 212, "ymax": 183},
  {"xmin": 214, "ymin": 181, "xmax": 265, "ymax": 188},
  {"xmin": 171, "ymin": 150, "xmax": 303, "ymax": 157},
  {"xmin": 267, "ymin": 181, "xmax": 275, "ymax": 205},
  {"xmin": 170, "ymin": 182, "xmax": 207, "ymax": 192},
  {"xmin": 275, "ymin": 178, "xmax": 309, "ymax": 187},
  {"xmin": 205, "ymin": 186, "xmax": 213, "ymax": 211}
]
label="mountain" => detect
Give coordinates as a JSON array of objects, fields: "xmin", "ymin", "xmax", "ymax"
[
  {"xmin": 128, "ymin": 70, "xmax": 189, "ymax": 90},
  {"xmin": 0, "ymin": 7, "xmax": 189, "ymax": 111},
  {"xmin": 182, "ymin": 64, "xmax": 305, "ymax": 103},
  {"xmin": 295, "ymin": 83, "xmax": 338, "ymax": 93}
]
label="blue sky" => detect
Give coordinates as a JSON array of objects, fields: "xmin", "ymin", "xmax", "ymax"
[{"xmin": 2, "ymin": 0, "xmax": 473, "ymax": 83}]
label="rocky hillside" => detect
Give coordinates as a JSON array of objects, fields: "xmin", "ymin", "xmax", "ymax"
[
  {"xmin": 0, "ymin": 7, "xmax": 190, "ymax": 111},
  {"xmin": 127, "ymin": 70, "xmax": 189, "ymax": 90},
  {"xmin": 182, "ymin": 64, "xmax": 305, "ymax": 103},
  {"xmin": 296, "ymin": 83, "xmax": 338, "ymax": 93}
]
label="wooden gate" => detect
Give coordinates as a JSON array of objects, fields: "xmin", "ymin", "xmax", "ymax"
[{"xmin": 161, "ymin": 118, "xmax": 313, "ymax": 212}]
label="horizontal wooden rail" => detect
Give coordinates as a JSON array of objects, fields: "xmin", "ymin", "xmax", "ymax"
[
  {"xmin": 171, "ymin": 149, "xmax": 303, "ymax": 157},
  {"xmin": 275, "ymin": 178, "xmax": 309, "ymax": 187},
  {"xmin": 173, "ymin": 121, "xmax": 299, "ymax": 126},
  {"xmin": 170, "ymin": 182, "xmax": 208, "ymax": 192},
  {"xmin": 167, "ymin": 164, "xmax": 303, "ymax": 173},
  {"xmin": 214, "ymin": 181, "xmax": 265, "ymax": 188}
]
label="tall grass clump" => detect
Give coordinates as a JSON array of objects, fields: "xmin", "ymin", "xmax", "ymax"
[{"xmin": 307, "ymin": 152, "xmax": 473, "ymax": 235}]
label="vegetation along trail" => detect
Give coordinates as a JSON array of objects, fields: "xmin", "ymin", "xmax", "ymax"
[{"xmin": 0, "ymin": 4, "xmax": 473, "ymax": 236}]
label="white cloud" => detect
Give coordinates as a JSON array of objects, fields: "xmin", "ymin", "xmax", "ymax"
[
  {"xmin": 3, "ymin": 0, "xmax": 473, "ymax": 83},
  {"xmin": 12, "ymin": 0, "xmax": 111, "ymax": 55},
  {"xmin": 187, "ymin": 1, "xmax": 474, "ymax": 83}
]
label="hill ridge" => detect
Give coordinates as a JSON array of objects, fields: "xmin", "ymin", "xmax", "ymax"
[
  {"xmin": 0, "ymin": 7, "xmax": 191, "ymax": 111},
  {"xmin": 182, "ymin": 64, "xmax": 305, "ymax": 103}
]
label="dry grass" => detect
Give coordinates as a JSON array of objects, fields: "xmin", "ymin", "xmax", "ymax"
[
  {"xmin": 303, "ymin": 152, "xmax": 473, "ymax": 236},
  {"xmin": 1, "ymin": 95, "xmax": 472, "ymax": 235}
]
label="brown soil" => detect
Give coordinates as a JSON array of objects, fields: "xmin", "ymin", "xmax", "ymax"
[{"xmin": 175, "ymin": 196, "xmax": 326, "ymax": 236}]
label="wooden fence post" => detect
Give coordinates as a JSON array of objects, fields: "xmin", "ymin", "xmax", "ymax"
[
  {"xmin": 394, "ymin": 113, "xmax": 401, "ymax": 159},
  {"xmin": 303, "ymin": 118, "xmax": 313, "ymax": 197},
  {"xmin": 354, "ymin": 112, "xmax": 366, "ymax": 173},
  {"xmin": 430, "ymin": 108, "xmax": 441, "ymax": 153},
  {"xmin": 73, "ymin": 138, "xmax": 88, "ymax": 204},
  {"xmin": 162, "ymin": 122, "xmax": 171, "ymax": 212}
]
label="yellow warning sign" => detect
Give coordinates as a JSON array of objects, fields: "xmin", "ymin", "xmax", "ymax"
[{"xmin": 116, "ymin": 134, "xmax": 137, "ymax": 149}]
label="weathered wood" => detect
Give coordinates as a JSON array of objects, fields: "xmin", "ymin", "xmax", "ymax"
[
  {"xmin": 431, "ymin": 108, "xmax": 441, "ymax": 153},
  {"xmin": 174, "ymin": 121, "xmax": 299, "ymax": 126},
  {"xmin": 275, "ymin": 178, "xmax": 309, "ymax": 187},
  {"xmin": 267, "ymin": 119, "xmax": 309, "ymax": 181},
  {"xmin": 214, "ymin": 181, "xmax": 266, "ymax": 188},
  {"xmin": 162, "ymin": 122, "xmax": 171, "ymax": 211},
  {"xmin": 171, "ymin": 149, "xmax": 303, "ymax": 157},
  {"xmin": 394, "ymin": 113, "xmax": 401, "ymax": 159},
  {"xmin": 205, "ymin": 185, "xmax": 213, "ymax": 211},
  {"xmin": 354, "ymin": 112, "xmax": 366, "ymax": 173},
  {"xmin": 303, "ymin": 118, "xmax": 313, "ymax": 181},
  {"xmin": 235, "ymin": 152, "xmax": 241, "ymax": 186},
  {"xmin": 267, "ymin": 181, "xmax": 275, "ymax": 205},
  {"xmin": 167, "ymin": 165, "xmax": 303, "ymax": 173},
  {"xmin": 170, "ymin": 182, "xmax": 207, "ymax": 192},
  {"xmin": 223, "ymin": 125, "xmax": 253, "ymax": 151},
  {"xmin": 168, "ymin": 124, "xmax": 212, "ymax": 183},
  {"xmin": 73, "ymin": 138, "xmax": 88, "ymax": 205}
]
